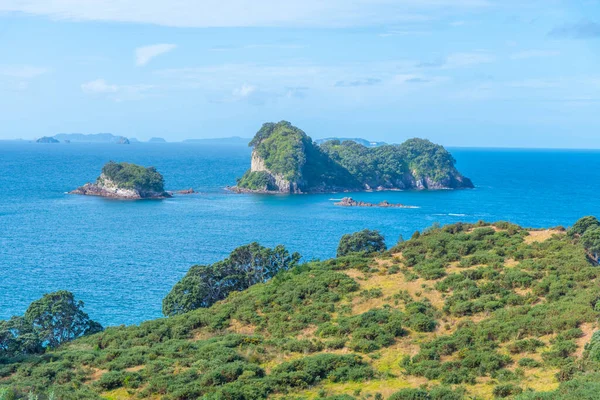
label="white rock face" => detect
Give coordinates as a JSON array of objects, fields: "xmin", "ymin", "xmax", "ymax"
[
  {"xmin": 95, "ymin": 174, "xmax": 139, "ymax": 198},
  {"xmin": 250, "ymin": 150, "xmax": 295, "ymax": 193},
  {"xmin": 71, "ymin": 174, "xmax": 169, "ymax": 199},
  {"xmin": 250, "ymin": 151, "xmax": 268, "ymax": 172}
]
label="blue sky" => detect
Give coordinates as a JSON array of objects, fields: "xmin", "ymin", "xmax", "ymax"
[{"xmin": 0, "ymin": 0, "xmax": 599, "ymax": 147}]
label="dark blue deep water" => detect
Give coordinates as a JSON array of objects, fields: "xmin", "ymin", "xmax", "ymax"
[{"xmin": 1, "ymin": 142, "xmax": 599, "ymax": 326}]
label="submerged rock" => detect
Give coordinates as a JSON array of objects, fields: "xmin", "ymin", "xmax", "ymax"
[{"xmin": 169, "ymin": 188, "xmax": 196, "ymax": 195}]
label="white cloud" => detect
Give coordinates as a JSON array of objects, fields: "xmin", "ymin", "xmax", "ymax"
[
  {"xmin": 81, "ymin": 79, "xmax": 119, "ymax": 93},
  {"xmin": 393, "ymin": 74, "xmax": 448, "ymax": 85},
  {"xmin": 0, "ymin": 65, "xmax": 47, "ymax": 78},
  {"xmin": 510, "ymin": 50, "xmax": 560, "ymax": 60},
  {"xmin": 379, "ymin": 30, "xmax": 430, "ymax": 37},
  {"xmin": 0, "ymin": 0, "xmax": 491, "ymax": 28},
  {"xmin": 81, "ymin": 79, "xmax": 154, "ymax": 101},
  {"xmin": 135, "ymin": 44, "xmax": 176, "ymax": 66},
  {"xmin": 444, "ymin": 52, "xmax": 495, "ymax": 68},
  {"xmin": 232, "ymin": 84, "xmax": 257, "ymax": 98},
  {"xmin": 417, "ymin": 52, "xmax": 495, "ymax": 69}
]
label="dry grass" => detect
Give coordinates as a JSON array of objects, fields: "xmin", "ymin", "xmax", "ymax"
[
  {"xmin": 296, "ymin": 325, "xmax": 318, "ymax": 340},
  {"xmin": 521, "ymin": 367, "xmax": 560, "ymax": 392},
  {"xmin": 504, "ymin": 258, "xmax": 519, "ymax": 268},
  {"xmin": 575, "ymin": 322, "xmax": 596, "ymax": 358},
  {"xmin": 514, "ymin": 287, "xmax": 534, "ymax": 296},
  {"xmin": 125, "ymin": 365, "xmax": 145, "ymax": 373},
  {"xmin": 191, "ymin": 328, "xmax": 214, "ymax": 341},
  {"xmin": 282, "ymin": 376, "xmax": 431, "ymax": 399},
  {"xmin": 101, "ymin": 388, "xmax": 135, "ymax": 400},
  {"xmin": 446, "ymin": 261, "xmax": 483, "ymax": 274},
  {"xmin": 227, "ymin": 319, "xmax": 257, "ymax": 335},
  {"xmin": 524, "ymin": 229, "xmax": 564, "ymax": 244},
  {"xmin": 344, "ymin": 267, "xmax": 445, "ymax": 314},
  {"xmin": 86, "ymin": 368, "xmax": 108, "ymax": 382}
]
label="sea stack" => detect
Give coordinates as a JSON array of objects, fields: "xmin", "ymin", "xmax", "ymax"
[
  {"xmin": 232, "ymin": 121, "xmax": 474, "ymax": 194},
  {"xmin": 70, "ymin": 161, "xmax": 171, "ymax": 199}
]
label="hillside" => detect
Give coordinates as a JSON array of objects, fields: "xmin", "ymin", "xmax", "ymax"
[
  {"xmin": 3, "ymin": 219, "xmax": 600, "ymax": 399},
  {"xmin": 234, "ymin": 121, "xmax": 473, "ymax": 193}
]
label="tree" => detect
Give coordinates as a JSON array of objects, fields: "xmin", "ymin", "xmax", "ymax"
[
  {"xmin": 337, "ymin": 230, "xmax": 386, "ymax": 257},
  {"xmin": 24, "ymin": 291, "xmax": 103, "ymax": 349},
  {"xmin": 0, "ymin": 316, "xmax": 42, "ymax": 357},
  {"xmin": 581, "ymin": 227, "xmax": 600, "ymax": 262},
  {"xmin": 163, "ymin": 243, "xmax": 301, "ymax": 316},
  {"xmin": 568, "ymin": 216, "xmax": 600, "ymax": 238},
  {"xmin": 1, "ymin": 291, "xmax": 101, "ymax": 358}
]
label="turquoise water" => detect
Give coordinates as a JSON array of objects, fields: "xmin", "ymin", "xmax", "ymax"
[{"xmin": 1, "ymin": 142, "xmax": 599, "ymax": 326}]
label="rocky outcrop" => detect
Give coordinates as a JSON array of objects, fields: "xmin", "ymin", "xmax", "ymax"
[
  {"xmin": 172, "ymin": 188, "xmax": 196, "ymax": 195},
  {"xmin": 70, "ymin": 174, "xmax": 171, "ymax": 200},
  {"xmin": 334, "ymin": 197, "xmax": 415, "ymax": 208}
]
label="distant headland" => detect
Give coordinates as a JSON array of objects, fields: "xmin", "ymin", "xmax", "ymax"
[
  {"xmin": 54, "ymin": 133, "xmax": 131, "ymax": 144},
  {"xmin": 70, "ymin": 161, "xmax": 171, "ymax": 199},
  {"xmin": 229, "ymin": 121, "xmax": 474, "ymax": 194}
]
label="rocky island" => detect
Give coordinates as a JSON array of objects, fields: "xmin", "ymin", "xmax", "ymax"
[
  {"xmin": 36, "ymin": 136, "xmax": 59, "ymax": 143},
  {"xmin": 230, "ymin": 121, "xmax": 474, "ymax": 194},
  {"xmin": 334, "ymin": 197, "xmax": 416, "ymax": 208},
  {"xmin": 70, "ymin": 161, "xmax": 171, "ymax": 199}
]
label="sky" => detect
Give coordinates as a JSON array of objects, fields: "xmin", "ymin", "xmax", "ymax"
[{"xmin": 0, "ymin": 0, "xmax": 599, "ymax": 147}]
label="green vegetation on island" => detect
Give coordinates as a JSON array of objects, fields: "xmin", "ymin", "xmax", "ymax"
[
  {"xmin": 4, "ymin": 217, "xmax": 600, "ymax": 399},
  {"xmin": 100, "ymin": 161, "xmax": 165, "ymax": 193},
  {"xmin": 71, "ymin": 161, "xmax": 169, "ymax": 199},
  {"xmin": 235, "ymin": 121, "xmax": 473, "ymax": 193}
]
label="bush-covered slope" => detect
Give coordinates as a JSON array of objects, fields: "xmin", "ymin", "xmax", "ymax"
[
  {"xmin": 235, "ymin": 121, "xmax": 473, "ymax": 193},
  {"xmin": 3, "ymin": 220, "xmax": 600, "ymax": 399}
]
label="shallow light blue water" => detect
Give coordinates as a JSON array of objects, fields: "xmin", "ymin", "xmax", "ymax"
[{"xmin": 1, "ymin": 142, "xmax": 599, "ymax": 326}]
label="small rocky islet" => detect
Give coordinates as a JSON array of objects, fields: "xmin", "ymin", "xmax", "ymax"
[
  {"xmin": 334, "ymin": 197, "xmax": 417, "ymax": 208},
  {"xmin": 70, "ymin": 161, "xmax": 172, "ymax": 199}
]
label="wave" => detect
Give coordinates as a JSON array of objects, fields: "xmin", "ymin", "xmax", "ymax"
[{"xmin": 433, "ymin": 213, "xmax": 467, "ymax": 217}]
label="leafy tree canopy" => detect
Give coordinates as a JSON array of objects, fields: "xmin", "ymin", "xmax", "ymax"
[
  {"xmin": 1, "ymin": 291, "xmax": 102, "ymax": 358},
  {"xmin": 162, "ymin": 243, "xmax": 301, "ymax": 316},
  {"xmin": 337, "ymin": 229, "xmax": 386, "ymax": 257},
  {"xmin": 581, "ymin": 226, "xmax": 600, "ymax": 261},
  {"xmin": 101, "ymin": 161, "xmax": 165, "ymax": 193},
  {"xmin": 568, "ymin": 216, "xmax": 600, "ymax": 237}
]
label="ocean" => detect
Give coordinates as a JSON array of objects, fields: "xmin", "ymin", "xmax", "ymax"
[{"xmin": 1, "ymin": 142, "xmax": 599, "ymax": 326}]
